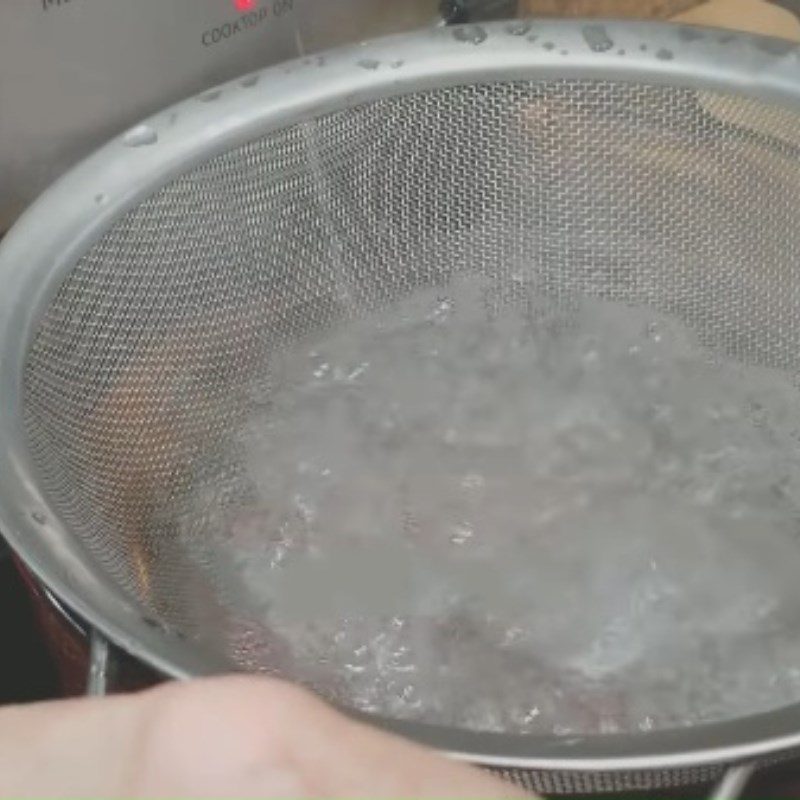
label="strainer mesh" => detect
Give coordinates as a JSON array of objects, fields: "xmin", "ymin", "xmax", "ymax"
[{"xmin": 20, "ymin": 78, "xmax": 800, "ymax": 789}]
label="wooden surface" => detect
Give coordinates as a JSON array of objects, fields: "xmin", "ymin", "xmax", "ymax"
[
  {"xmin": 517, "ymin": 0, "xmax": 800, "ymax": 41},
  {"xmin": 518, "ymin": 0, "xmax": 700, "ymax": 17},
  {"xmin": 673, "ymin": 0, "xmax": 800, "ymax": 40}
]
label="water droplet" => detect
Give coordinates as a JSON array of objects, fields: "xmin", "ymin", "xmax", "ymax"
[
  {"xmin": 31, "ymin": 511, "xmax": 47, "ymax": 525},
  {"xmin": 582, "ymin": 24, "xmax": 614, "ymax": 52},
  {"xmin": 316, "ymin": 56, "xmax": 326, "ymax": 66},
  {"xmin": 390, "ymin": 60, "xmax": 404, "ymax": 69},
  {"xmin": 758, "ymin": 38, "xmax": 795, "ymax": 56},
  {"xmin": 358, "ymin": 58, "xmax": 380, "ymax": 70},
  {"xmin": 505, "ymin": 20, "xmax": 532, "ymax": 36},
  {"xmin": 656, "ymin": 48, "xmax": 674, "ymax": 61},
  {"xmin": 640, "ymin": 43, "xmax": 648, "ymax": 51},
  {"xmin": 527, "ymin": 34, "xmax": 538, "ymax": 43},
  {"xmin": 617, "ymin": 48, "xmax": 626, "ymax": 55},
  {"xmin": 240, "ymin": 74, "xmax": 259, "ymax": 87},
  {"xmin": 200, "ymin": 89, "xmax": 222, "ymax": 102},
  {"xmin": 718, "ymin": 33, "xmax": 736, "ymax": 44},
  {"xmin": 543, "ymin": 41, "xmax": 555, "ymax": 51},
  {"xmin": 94, "ymin": 193, "xmax": 108, "ymax": 206},
  {"xmin": 123, "ymin": 125, "xmax": 158, "ymax": 147},
  {"xmin": 679, "ymin": 26, "xmax": 704, "ymax": 42},
  {"xmin": 452, "ymin": 25, "xmax": 487, "ymax": 45},
  {"xmin": 560, "ymin": 49, "xmax": 569, "ymax": 56}
]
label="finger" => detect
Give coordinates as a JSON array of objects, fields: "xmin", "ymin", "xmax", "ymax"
[{"xmin": 135, "ymin": 676, "xmax": 532, "ymax": 799}]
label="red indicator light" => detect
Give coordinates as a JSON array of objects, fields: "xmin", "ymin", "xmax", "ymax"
[{"xmin": 233, "ymin": 0, "xmax": 256, "ymax": 11}]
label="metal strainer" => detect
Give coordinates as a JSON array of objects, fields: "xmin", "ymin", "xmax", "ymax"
[{"xmin": 3, "ymin": 19, "xmax": 800, "ymax": 795}]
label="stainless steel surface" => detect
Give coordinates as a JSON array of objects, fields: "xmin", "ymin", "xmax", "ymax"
[
  {"xmin": 0, "ymin": 0, "xmax": 438, "ymax": 232},
  {"xmin": 43, "ymin": 585, "xmax": 88, "ymax": 638},
  {"xmin": 4, "ymin": 19, "xmax": 800, "ymax": 791},
  {"xmin": 709, "ymin": 764, "xmax": 757, "ymax": 800},
  {"xmin": 86, "ymin": 630, "xmax": 111, "ymax": 697}
]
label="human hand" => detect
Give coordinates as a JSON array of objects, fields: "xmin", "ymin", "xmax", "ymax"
[{"xmin": 0, "ymin": 675, "xmax": 531, "ymax": 798}]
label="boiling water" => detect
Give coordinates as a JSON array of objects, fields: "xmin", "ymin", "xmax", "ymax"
[{"xmin": 178, "ymin": 274, "xmax": 800, "ymax": 735}]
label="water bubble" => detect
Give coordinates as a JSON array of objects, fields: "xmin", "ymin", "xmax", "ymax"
[
  {"xmin": 200, "ymin": 89, "xmax": 222, "ymax": 102},
  {"xmin": 582, "ymin": 24, "xmax": 614, "ymax": 52},
  {"xmin": 176, "ymin": 278, "xmax": 800, "ymax": 737},
  {"xmin": 599, "ymin": 718, "xmax": 620, "ymax": 734},
  {"xmin": 390, "ymin": 60, "xmax": 405, "ymax": 69},
  {"xmin": 655, "ymin": 48, "xmax": 674, "ymax": 61},
  {"xmin": 524, "ymin": 706, "xmax": 541, "ymax": 723},
  {"xmin": 347, "ymin": 362, "xmax": 370, "ymax": 382},
  {"xmin": 543, "ymin": 41, "xmax": 555, "ymax": 51},
  {"xmin": 645, "ymin": 321, "xmax": 662, "ymax": 342},
  {"xmin": 461, "ymin": 473, "xmax": 485, "ymax": 491},
  {"xmin": 450, "ymin": 523, "xmax": 474, "ymax": 545},
  {"xmin": 581, "ymin": 341, "xmax": 600, "ymax": 365},
  {"xmin": 31, "ymin": 511, "xmax": 47, "ymax": 525},
  {"xmin": 240, "ymin": 74, "xmax": 260, "ymax": 87},
  {"xmin": 123, "ymin": 125, "xmax": 158, "ymax": 147},
  {"xmin": 453, "ymin": 25, "xmax": 488, "ymax": 45},
  {"xmin": 94, "ymin": 193, "xmax": 108, "ymax": 206},
  {"xmin": 358, "ymin": 58, "xmax": 380, "ymax": 70}
]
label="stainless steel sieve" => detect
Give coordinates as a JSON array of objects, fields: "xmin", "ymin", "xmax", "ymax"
[{"xmin": 3, "ymin": 19, "xmax": 800, "ymax": 795}]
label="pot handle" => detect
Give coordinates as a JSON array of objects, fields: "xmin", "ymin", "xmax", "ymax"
[
  {"xmin": 86, "ymin": 628, "xmax": 114, "ymax": 697},
  {"xmin": 710, "ymin": 763, "xmax": 756, "ymax": 800}
]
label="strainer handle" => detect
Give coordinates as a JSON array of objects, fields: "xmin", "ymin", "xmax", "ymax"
[{"xmin": 710, "ymin": 763, "xmax": 756, "ymax": 800}]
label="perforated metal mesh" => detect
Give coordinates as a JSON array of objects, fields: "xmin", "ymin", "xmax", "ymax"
[{"xmin": 20, "ymin": 79, "xmax": 800, "ymax": 789}]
